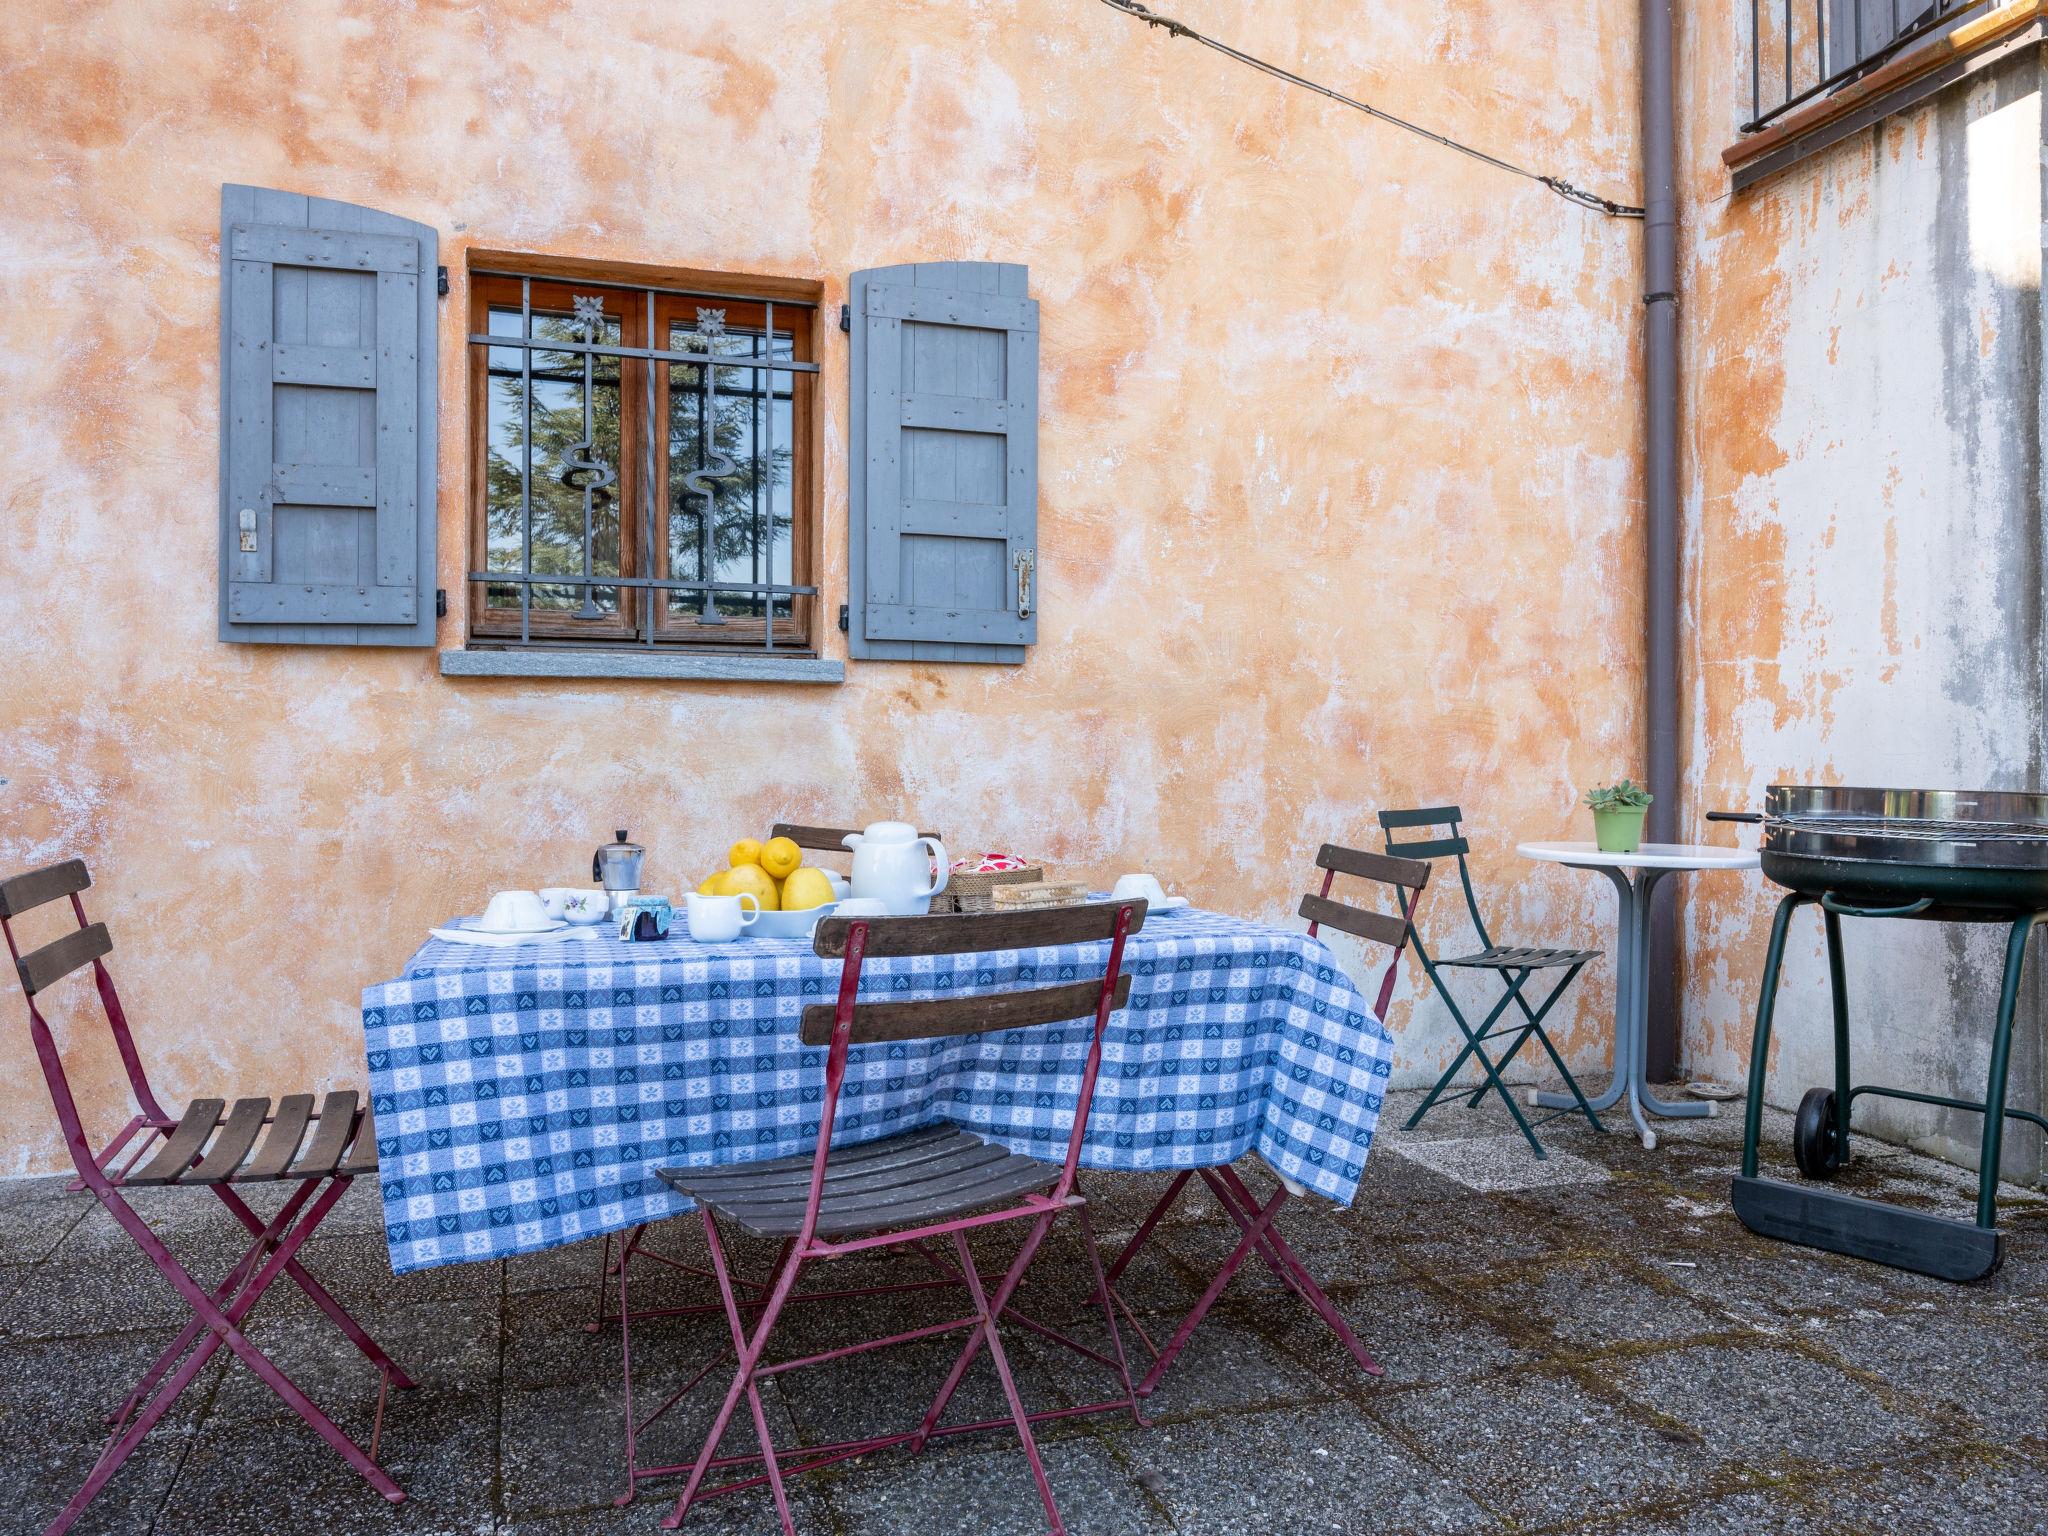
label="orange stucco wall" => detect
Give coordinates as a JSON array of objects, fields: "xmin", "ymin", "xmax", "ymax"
[{"xmin": 0, "ymin": 1, "xmax": 1647, "ymax": 1175}]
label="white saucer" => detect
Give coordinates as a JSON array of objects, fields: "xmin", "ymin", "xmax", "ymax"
[
  {"xmin": 1150, "ymin": 896, "xmax": 1191, "ymax": 912},
  {"xmin": 460, "ymin": 916, "xmax": 566, "ymax": 935}
]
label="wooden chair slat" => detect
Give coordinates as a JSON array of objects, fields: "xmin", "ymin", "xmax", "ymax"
[
  {"xmin": 801, "ymin": 974, "xmax": 1131, "ymax": 1046},
  {"xmin": 1380, "ymin": 835, "xmax": 1470, "ymax": 861},
  {"xmin": 0, "ymin": 860, "xmax": 91, "ymax": 919},
  {"xmin": 189, "ymin": 1098, "xmax": 273, "ymax": 1185},
  {"xmin": 126, "ymin": 1099, "xmax": 226, "ymax": 1186},
  {"xmin": 292, "ymin": 1091, "xmax": 361, "ymax": 1177},
  {"xmin": 240, "ymin": 1093, "xmax": 316, "ymax": 1180},
  {"xmin": 1298, "ymin": 894, "xmax": 1409, "ymax": 951},
  {"xmin": 670, "ymin": 1128, "xmax": 1059, "ymax": 1239},
  {"xmin": 1377, "ymin": 806, "xmax": 1462, "ymax": 830},
  {"xmin": 770, "ymin": 823, "xmax": 942, "ymax": 852},
  {"xmin": 677, "ymin": 1126, "xmax": 960, "ymax": 1191},
  {"xmin": 1314, "ymin": 844, "xmax": 1431, "ymax": 891},
  {"xmin": 15, "ymin": 923, "xmax": 112, "ymax": 997},
  {"xmin": 337, "ymin": 1105, "xmax": 380, "ymax": 1177},
  {"xmin": 814, "ymin": 901, "xmax": 1145, "ymax": 960}
]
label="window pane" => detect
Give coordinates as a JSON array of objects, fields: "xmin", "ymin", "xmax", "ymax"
[
  {"xmin": 483, "ymin": 303, "xmax": 624, "ymax": 616},
  {"xmin": 667, "ymin": 318, "xmax": 794, "ymax": 623}
]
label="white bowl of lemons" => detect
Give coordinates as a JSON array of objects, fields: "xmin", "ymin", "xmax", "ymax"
[{"xmin": 695, "ymin": 835, "xmax": 848, "ymax": 941}]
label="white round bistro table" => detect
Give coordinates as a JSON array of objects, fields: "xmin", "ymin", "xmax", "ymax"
[{"xmin": 1515, "ymin": 841, "xmax": 1761, "ymax": 1149}]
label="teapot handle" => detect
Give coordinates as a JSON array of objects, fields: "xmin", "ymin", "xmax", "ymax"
[{"xmin": 918, "ymin": 838, "xmax": 949, "ymax": 899}]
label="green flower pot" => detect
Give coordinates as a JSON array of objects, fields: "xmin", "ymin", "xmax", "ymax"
[{"xmin": 1592, "ymin": 807, "xmax": 1647, "ymax": 854}]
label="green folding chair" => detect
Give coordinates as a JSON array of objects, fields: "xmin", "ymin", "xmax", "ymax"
[{"xmin": 1380, "ymin": 806, "xmax": 1606, "ymax": 1157}]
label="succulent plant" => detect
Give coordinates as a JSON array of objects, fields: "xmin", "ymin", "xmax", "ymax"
[{"xmin": 1584, "ymin": 779, "xmax": 1654, "ymax": 812}]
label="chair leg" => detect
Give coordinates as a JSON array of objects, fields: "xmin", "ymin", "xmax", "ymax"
[
  {"xmin": 1136, "ymin": 1183, "xmax": 1286, "ymax": 1396},
  {"xmin": 910, "ymin": 1210, "xmax": 1059, "ymax": 1453},
  {"xmin": 47, "ymin": 1179, "xmax": 399, "ymax": 1536},
  {"xmin": 588, "ymin": 1228, "xmax": 621, "ymax": 1333},
  {"xmin": 1512, "ymin": 966, "xmax": 1608, "ymax": 1135},
  {"xmin": 1408, "ymin": 970, "xmax": 1553, "ymax": 1157},
  {"xmin": 1209, "ymin": 1167, "xmax": 1381, "ymax": 1378},
  {"xmin": 1071, "ymin": 1200, "xmax": 1145, "ymax": 1428},
  {"xmin": 948, "ymin": 1229, "xmax": 1064, "ymax": 1536},
  {"xmin": 663, "ymin": 1211, "xmax": 804, "ymax": 1534},
  {"xmin": 208, "ymin": 1181, "xmax": 417, "ymax": 1389}
]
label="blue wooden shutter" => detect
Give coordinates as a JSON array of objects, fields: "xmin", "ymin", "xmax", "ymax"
[
  {"xmin": 218, "ymin": 184, "xmax": 437, "ymax": 645},
  {"xmin": 849, "ymin": 262, "xmax": 1037, "ymax": 663}
]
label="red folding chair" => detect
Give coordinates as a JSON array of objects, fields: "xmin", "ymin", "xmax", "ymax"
[
  {"xmin": 1103, "ymin": 843, "xmax": 1430, "ymax": 1394},
  {"xmin": 628, "ymin": 900, "xmax": 1145, "ymax": 1535},
  {"xmin": 581, "ymin": 818, "xmax": 943, "ymax": 1338},
  {"xmin": 0, "ymin": 860, "xmax": 415, "ymax": 1536}
]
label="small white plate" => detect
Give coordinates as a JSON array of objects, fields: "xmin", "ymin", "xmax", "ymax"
[{"xmin": 1152, "ymin": 896, "xmax": 1191, "ymax": 912}]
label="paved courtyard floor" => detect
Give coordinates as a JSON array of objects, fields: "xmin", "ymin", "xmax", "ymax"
[{"xmin": 2, "ymin": 1085, "xmax": 2045, "ymax": 1535}]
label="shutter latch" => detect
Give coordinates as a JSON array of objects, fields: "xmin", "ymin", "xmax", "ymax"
[
  {"xmin": 838, "ymin": 603, "xmax": 850, "ymax": 633},
  {"xmin": 838, "ymin": 304, "xmax": 851, "ymax": 333},
  {"xmin": 238, "ymin": 507, "xmax": 258, "ymax": 554},
  {"xmin": 1014, "ymin": 551, "xmax": 1034, "ymax": 619}
]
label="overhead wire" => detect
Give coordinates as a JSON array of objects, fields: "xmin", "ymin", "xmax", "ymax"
[{"xmin": 1095, "ymin": 0, "xmax": 1645, "ymax": 220}]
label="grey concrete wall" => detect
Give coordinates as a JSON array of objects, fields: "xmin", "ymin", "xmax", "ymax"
[{"xmin": 1682, "ymin": 48, "xmax": 2048, "ymax": 1185}]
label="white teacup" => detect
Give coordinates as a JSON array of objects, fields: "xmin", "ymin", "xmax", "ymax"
[
  {"xmin": 477, "ymin": 890, "xmax": 552, "ymax": 933},
  {"xmin": 1112, "ymin": 873, "xmax": 1169, "ymax": 908},
  {"xmin": 541, "ymin": 887, "xmax": 611, "ymax": 925},
  {"xmin": 684, "ymin": 891, "xmax": 761, "ymax": 943}
]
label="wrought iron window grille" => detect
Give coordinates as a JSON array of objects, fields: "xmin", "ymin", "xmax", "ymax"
[
  {"xmin": 467, "ymin": 271, "xmax": 820, "ymax": 654},
  {"xmin": 1744, "ymin": 1, "xmax": 1985, "ymax": 133}
]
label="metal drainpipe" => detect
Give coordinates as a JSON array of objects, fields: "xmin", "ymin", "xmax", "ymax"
[{"xmin": 1642, "ymin": 0, "xmax": 1681, "ymax": 1082}]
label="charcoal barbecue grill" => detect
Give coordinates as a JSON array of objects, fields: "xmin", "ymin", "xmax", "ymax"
[{"xmin": 1709, "ymin": 786, "xmax": 2048, "ymax": 1282}]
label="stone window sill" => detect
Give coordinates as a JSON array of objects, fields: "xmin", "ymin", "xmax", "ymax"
[
  {"xmin": 439, "ymin": 649, "xmax": 844, "ymax": 683},
  {"xmin": 1726, "ymin": 1, "xmax": 2046, "ymax": 192}
]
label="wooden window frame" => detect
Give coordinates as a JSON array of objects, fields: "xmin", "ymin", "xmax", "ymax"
[{"xmin": 465, "ymin": 255, "xmax": 822, "ymax": 653}]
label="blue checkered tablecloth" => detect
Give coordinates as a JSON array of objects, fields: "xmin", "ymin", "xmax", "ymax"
[{"xmin": 361, "ymin": 908, "xmax": 1394, "ymax": 1274}]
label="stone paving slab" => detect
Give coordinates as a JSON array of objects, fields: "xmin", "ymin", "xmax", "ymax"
[{"xmin": 2, "ymin": 1086, "xmax": 2044, "ymax": 1535}]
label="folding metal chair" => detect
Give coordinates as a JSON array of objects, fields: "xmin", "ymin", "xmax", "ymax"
[
  {"xmin": 625, "ymin": 900, "xmax": 1145, "ymax": 1534},
  {"xmin": 1103, "ymin": 843, "xmax": 1429, "ymax": 1395},
  {"xmin": 0, "ymin": 859, "xmax": 414, "ymax": 1536},
  {"xmin": 583, "ymin": 818, "xmax": 945, "ymax": 1338},
  {"xmin": 1379, "ymin": 806, "xmax": 1607, "ymax": 1157}
]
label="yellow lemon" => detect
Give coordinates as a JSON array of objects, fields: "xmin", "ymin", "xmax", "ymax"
[
  {"xmin": 761, "ymin": 836, "xmax": 802, "ymax": 880},
  {"xmin": 722, "ymin": 862, "xmax": 780, "ymax": 910},
  {"xmin": 729, "ymin": 838, "xmax": 764, "ymax": 869},
  {"xmin": 697, "ymin": 871, "xmax": 728, "ymax": 897},
  {"xmin": 780, "ymin": 867, "xmax": 836, "ymax": 912}
]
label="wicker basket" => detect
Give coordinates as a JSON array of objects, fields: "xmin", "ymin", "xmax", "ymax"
[{"xmin": 933, "ymin": 864, "xmax": 1044, "ymax": 914}]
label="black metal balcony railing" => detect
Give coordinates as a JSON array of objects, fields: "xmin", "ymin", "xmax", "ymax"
[{"xmin": 1745, "ymin": 1, "xmax": 1986, "ymax": 132}]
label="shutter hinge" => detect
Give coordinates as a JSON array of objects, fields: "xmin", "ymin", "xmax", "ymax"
[
  {"xmin": 437, "ymin": 265, "xmax": 450, "ymax": 298},
  {"xmin": 838, "ymin": 603, "xmax": 850, "ymax": 633},
  {"xmin": 838, "ymin": 304, "xmax": 851, "ymax": 333},
  {"xmin": 435, "ymin": 588, "xmax": 448, "ymax": 618}
]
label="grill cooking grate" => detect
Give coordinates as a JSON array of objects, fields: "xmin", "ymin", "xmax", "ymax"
[{"xmin": 1773, "ymin": 815, "xmax": 2048, "ymax": 844}]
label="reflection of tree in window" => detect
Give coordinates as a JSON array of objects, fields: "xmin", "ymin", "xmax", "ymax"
[
  {"xmin": 483, "ymin": 308, "xmax": 624, "ymax": 614},
  {"xmin": 670, "ymin": 321, "xmax": 794, "ymax": 623}
]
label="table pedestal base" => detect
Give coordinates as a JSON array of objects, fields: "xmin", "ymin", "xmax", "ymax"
[{"xmin": 1529, "ymin": 864, "xmax": 1716, "ymax": 1150}]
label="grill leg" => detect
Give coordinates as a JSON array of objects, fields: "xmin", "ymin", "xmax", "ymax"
[
  {"xmin": 1823, "ymin": 906, "xmax": 1853, "ymax": 1164},
  {"xmin": 1975, "ymin": 913, "xmax": 2039, "ymax": 1230},
  {"xmin": 1742, "ymin": 892, "xmax": 1811, "ymax": 1178}
]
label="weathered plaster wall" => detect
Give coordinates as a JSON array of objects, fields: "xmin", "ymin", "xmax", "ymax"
[
  {"xmin": 0, "ymin": 0, "xmax": 1645, "ymax": 1175},
  {"xmin": 1677, "ymin": 22, "xmax": 2048, "ymax": 1178}
]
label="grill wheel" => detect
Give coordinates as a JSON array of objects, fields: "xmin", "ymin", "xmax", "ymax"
[{"xmin": 1792, "ymin": 1087, "xmax": 1843, "ymax": 1179}]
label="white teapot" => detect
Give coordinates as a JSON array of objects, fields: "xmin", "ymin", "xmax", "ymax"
[{"xmin": 842, "ymin": 822, "xmax": 949, "ymax": 915}]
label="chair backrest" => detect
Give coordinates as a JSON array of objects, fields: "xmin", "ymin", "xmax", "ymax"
[
  {"xmin": 1378, "ymin": 806, "xmax": 1492, "ymax": 953},
  {"xmin": 771, "ymin": 822, "xmax": 943, "ymax": 855},
  {"xmin": 791, "ymin": 900, "xmax": 1145, "ymax": 1242},
  {"xmin": 0, "ymin": 859, "xmax": 169, "ymax": 1183},
  {"xmin": 1299, "ymin": 844, "xmax": 1430, "ymax": 1020}
]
